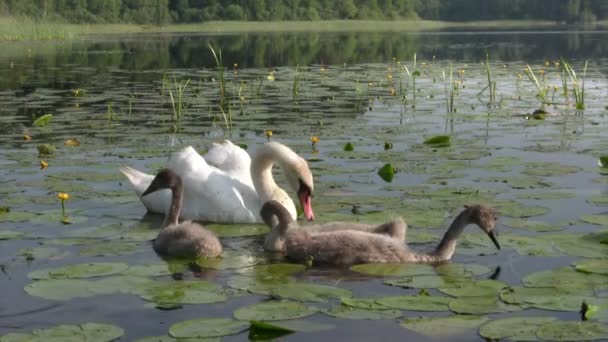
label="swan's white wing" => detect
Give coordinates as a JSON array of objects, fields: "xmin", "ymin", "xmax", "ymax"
[{"xmin": 204, "ymin": 140, "xmax": 252, "ymax": 184}]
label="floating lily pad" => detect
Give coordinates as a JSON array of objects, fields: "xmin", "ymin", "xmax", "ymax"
[
  {"xmin": 238, "ymin": 263, "xmax": 305, "ymax": 280},
  {"xmin": 28, "ymin": 262, "xmax": 129, "ymax": 280},
  {"xmin": 262, "ymin": 319, "xmax": 334, "ymax": 332},
  {"xmin": 87, "ymin": 275, "xmax": 155, "ymax": 296},
  {"xmin": 536, "ymin": 320, "xmax": 608, "ymax": 341},
  {"xmin": 323, "ymin": 305, "xmax": 402, "ymax": 320},
  {"xmin": 169, "ymin": 318, "xmax": 248, "ymax": 338},
  {"xmin": 271, "ymin": 282, "xmax": 352, "ymax": 303},
  {"xmin": 588, "ymin": 195, "xmax": 608, "ymax": 206},
  {"xmin": 401, "ymin": 315, "xmax": 489, "ymax": 338},
  {"xmin": 24, "ymin": 279, "xmax": 93, "ymax": 300},
  {"xmin": 482, "ymin": 176, "xmax": 552, "ymax": 189},
  {"xmin": 44, "ymin": 238, "xmax": 98, "ymax": 246},
  {"xmin": 581, "ymin": 215, "xmax": 608, "ymax": 226},
  {"xmin": 80, "ymin": 241, "xmax": 139, "ymax": 256},
  {"xmin": 0, "ymin": 210, "xmax": 39, "ymax": 222},
  {"xmin": 550, "ymin": 234, "xmax": 608, "ymax": 258},
  {"xmin": 33, "ymin": 114, "xmax": 53, "ymax": 127},
  {"xmin": 423, "ymin": 135, "xmax": 451, "ymax": 147},
  {"xmin": 340, "ymin": 297, "xmax": 393, "ymax": 310},
  {"xmin": 385, "ymin": 275, "xmax": 451, "ymax": 289},
  {"xmin": 234, "ymin": 300, "xmax": 318, "ymax": 321},
  {"xmin": 377, "ymin": 163, "xmax": 395, "ymax": 182},
  {"xmin": 206, "ymin": 224, "xmax": 269, "ymax": 237},
  {"xmin": 138, "ymin": 280, "xmax": 227, "ymax": 305},
  {"xmin": 2, "ymin": 322, "xmax": 124, "ymax": 342},
  {"xmin": 478, "ymin": 316, "xmax": 557, "ymax": 341},
  {"xmin": 18, "ymin": 247, "xmax": 67, "ymax": 261},
  {"xmin": 350, "ymin": 263, "xmax": 435, "ymax": 277},
  {"xmin": 504, "ymin": 218, "xmax": 562, "ymax": 231},
  {"xmin": 516, "ymin": 191, "xmax": 576, "ymax": 200},
  {"xmin": 376, "ymin": 295, "xmax": 451, "ymax": 311},
  {"xmin": 439, "ymin": 279, "xmax": 506, "ymax": 297},
  {"xmin": 600, "ymin": 156, "xmax": 608, "ymax": 168},
  {"xmin": 449, "ymin": 296, "xmax": 525, "ymax": 314},
  {"xmin": 499, "ymin": 286, "xmax": 603, "ymax": 311},
  {"xmin": 492, "ymin": 200, "xmax": 549, "ymax": 218},
  {"xmin": 248, "ymin": 321, "xmax": 294, "ymax": 341},
  {"xmin": 343, "ymin": 142, "xmax": 354, "ymax": 151},
  {"xmin": 64, "ymin": 224, "xmax": 125, "ymax": 239},
  {"xmin": 0, "ymin": 230, "xmax": 26, "ymax": 240},
  {"xmin": 126, "ymin": 264, "xmax": 172, "ymax": 277},
  {"xmin": 575, "ymin": 260, "xmax": 608, "ymax": 275},
  {"xmin": 436, "ymin": 263, "xmax": 492, "ymax": 277},
  {"xmin": 197, "ymin": 250, "xmax": 261, "ymax": 270},
  {"xmin": 522, "ymin": 162, "xmax": 581, "ymax": 177},
  {"xmin": 523, "ymin": 267, "xmax": 608, "ymax": 291}
]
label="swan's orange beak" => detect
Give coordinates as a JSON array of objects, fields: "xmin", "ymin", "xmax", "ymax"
[{"xmin": 299, "ymin": 192, "xmax": 314, "ymax": 221}]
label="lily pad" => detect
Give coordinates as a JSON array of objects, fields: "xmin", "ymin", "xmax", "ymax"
[
  {"xmin": 126, "ymin": 264, "xmax": 172, "ymax": 277},
  {"xmin": 340, "ymin": 297, "xmax": 393, "ymax": 310},
  {"xmin": 439, "ymin": 279, "xmax": 507, "ymax": 297},
  {"xmin": 492, "ymin": 200, "xmax": 550, "ymax": 218},
  {"xmin": 516, "ymin": 191, "xmax": 576, "ymax": 200},
  {"xmin": 479, "ymin": 316, "xmax": 557, "ymax": 341},
  {"xmin": 376, "ymin": 295, "xmax": 451, "ymax": 311},
  {"xmin": 377, "ymin": 163, "xmax": 395, "ymax": 182},
  {"xmin": 581, "ymin": 215, "xmax": 608, "ymax": 226},
  {"xmin": 536, "ymin": 320, "xmax": 608, "ymax": 341},
  {"xmin": 80, "ymin": 241, "xmax": 139, "ymax": 256},
  {"xmin": 385, "ymin": 275, "xmax": 450, "ymax": 289},
  {"xmin": 401, "ymin": 315, "xmax": 489, "ymax": 338},
  {"xmin": 87, "ymin": 275, "xmax": 155, "ymax": 296},
  {"xmin": 2, "ymin": 322, "xmax": 124, "ymax": 342},
  {"xmin": 18, "ymin": 247, "xmax": 68, "ymax": 261},
  {"xmin": 522, "ymin": 162, "xmax": 581, "ymax": 177},
  {"xmin": 206, "ymin": 224, "xmax": 269, "ymax": 237},
  {"xmin": 24, "ymin": 279, "xmax": 93, "ymax": 300},
  {"xmin": 575, "ymin": 259, "xmax": 608, "ymax": 275},
  {"xmin": 424, "ymin": 135, "xmax": 451, "ymax": 147},
  {"xmin": 323, "ymin": 305, "xmax": 402, "ymax": 320},
  {"xmin": 504, "ymin": 218, "xmax": 562, "ymax": 231},
  {"xmin": 0, "ymin": 230, "xmax": 26, "ymax": 240},
  {"xmin": 588, "ymin": 195, "xmax": 608, "ymax": 206},
  {"xmin": 262, "ymin": 319, "xmax": 334, "ymax": 332},
  {"xmin": 499, "ymin": 286, "xmax": 604, "ymax": 311},
  {"xmin": 234, "ymin": 300, "xmax": 318, "ymax": 321},
  {"xmin": 271, "ymin": 282, "xmax": 352, "ymax": 303},
  {"xmin": 248, "ymin": 321, "xmax": 294, "ymax": 341},
  {"xmin": 169, "ymin": 318, "xmax": 248, "ymax": 338},
  {"xmin": 350, "ymin": 263, "xmax": 435, "ymax": 277},
  {"xmin": 138, "ymin": 280, "xmax": 227, "ymax": 305},
  {"xmin": 197, "ymin": 250, "xmax": 261, "ymax": 270},
  {"xmin": 28, "ymin": 262, "xmax": 129, "ymax": 280},
  {"xmin": 33, "ymin": 114, "xmax": 53, "ymax": 127},
  {"xmin": 436, "ymin": 263, "xmax": 492, "ymax": 277},
  {"xmin": 449, "ymin": 296, "xmax": 525, "ymax": 314},
  {"xmin": 523, "ymin": 267, "xmax": 608, "ymax": 291}
]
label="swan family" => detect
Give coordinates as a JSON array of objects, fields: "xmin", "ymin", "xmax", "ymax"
[{"xmin": 122, "ymin": 140, "xmax": 500, "ymax": 265}]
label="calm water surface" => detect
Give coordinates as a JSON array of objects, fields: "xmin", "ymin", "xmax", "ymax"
[{"xmin": 0, "ymin": 28, "xmax": 607, "ymax": 341}]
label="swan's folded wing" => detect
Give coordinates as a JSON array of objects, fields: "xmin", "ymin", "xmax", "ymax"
[
  {"xmin": 167, "ymin": 146, "xmax": 209, "ymax": 174},
  {"xmin": 204, "ymin": 140, "xmax": 252, "ymax": 182}
]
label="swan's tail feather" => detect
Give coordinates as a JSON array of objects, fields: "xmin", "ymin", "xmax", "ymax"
[{"xmin": 119, "ymin": 166, "xmax": 154, "ymax": 197}]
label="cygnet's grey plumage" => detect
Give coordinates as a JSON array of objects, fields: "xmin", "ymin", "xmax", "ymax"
[
  {"xmin": 142, "ymin": 169, "xmax": 222, "ymax": 258},
  {"xmin": 261, "ymin": 205, "xmax": 405, "ymax": 253},
  {"xmin": 260, "ymin": 200, "xmax": 499, "ymax": 266}
]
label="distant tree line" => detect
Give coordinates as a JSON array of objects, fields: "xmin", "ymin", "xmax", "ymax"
[{"xmin": 0, "ymin": 0, "xmax": 606, "ymax": 24}]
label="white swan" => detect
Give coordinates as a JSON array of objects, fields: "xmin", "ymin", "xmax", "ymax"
[
  {"xmin": 143, "ymin": 169, "xmax": 222, "ymax": 258},
  {"xmin": 120, "ymin": 140, "xmax": 314, "ymax": 223}
]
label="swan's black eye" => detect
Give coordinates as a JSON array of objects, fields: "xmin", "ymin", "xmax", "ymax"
[{"xmin": 298, "ymin": 179, "xmax": 312, "ymax": 197}]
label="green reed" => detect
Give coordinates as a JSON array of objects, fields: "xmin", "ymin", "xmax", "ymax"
[
  {"xmin": 168, "ymin": 77, "xmax": 191, "ymax": 133},
  {"xmin": 292, "ymin": 65, "xmax": 301, "ymax": 99},
  {"xmin": 442, "ymin": 64, "xmax": 456, "ymax": 113},
  {"xmin": 478, "ymin": 52, "xmax": 496, "ymax": 106},
  {"xmin": 561, "ymin": 59, "xmax": 588, "ymax": 110},
  {"xmin": 209, "ymin": 44, "xmax": 232, "ymax": 129},
  {"xmin": 524, "ymin": 64, "xmax": 548, "ymax": 109},
  {"xmin": 412, "ymin": 53, "xmax": 418, "ymax": 109}
]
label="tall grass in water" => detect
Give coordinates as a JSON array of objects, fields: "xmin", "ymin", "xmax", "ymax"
[
  {"xmin": 442, "ymin": 64, "xmax": 456, "ymax": 113},
  {"xmin": 524, "ymin": 64, "xmax": 548, "ymax": 109},
  {"xmin": 292, "ymin": 65, "xmax": 301, "ymax": 99},
  {"xmin": 478, "ymin": 52, "xmax": 496, "ymax": 106},
  {"xmin": 561, "ymin": 59, "xmax": 588, "ymax": 110},
  {"xmin": 168, "ymin": 77, "xmax": 191, "ymax": 133},
  {"xmin": 411, "ymin": 53, "xmax": 418, "ymax": 109},
  {"xmin": 208, "ymin": 44, "xmax": 231, "ymax": 130}
]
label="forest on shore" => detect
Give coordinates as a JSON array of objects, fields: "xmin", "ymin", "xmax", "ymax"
[{"xmin": 0, "ymin": 0, "xmax": 606, "ymax": 25}]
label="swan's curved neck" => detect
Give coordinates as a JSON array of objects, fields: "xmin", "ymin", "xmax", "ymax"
[
  {"xmin": 427, "ymin": 208, "xmax": 473, "ymax": 262},
  {"xmin": 251, "ymin": 143, "xmax": 297, "ymax": 201},
  {"xmin": 167, "ymin": 181, "xmax": 183, "ymax": 227}
]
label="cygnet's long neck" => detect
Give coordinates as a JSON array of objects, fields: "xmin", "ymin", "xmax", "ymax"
[
  {"xmin": 251, "ymin": 143, "xmax": 296, "ymax": 201},
  {"xmin": 166, "ymin": 179, "xmax": 184, "ymax": 227}
]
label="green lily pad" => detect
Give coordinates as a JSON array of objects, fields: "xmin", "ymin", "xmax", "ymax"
[
  {"xmin": 449, "ymin": 296, "xmax": 525, "ymax": 314},
  {"xmin": 44, "ymin": 238, "xmax": 98, "ymax": 246},
  {"xmin": 550, "ymin": 234, "xmax": 608, "ymax": 258},
  {"xmin": 479, "ymin": 316, "xmax": 557, "ymax": 341},
  {"xmin": 492, "ymin": 200, "xmax": 550, "ymax": 218},
  {"xmin": 18, "ymin": 247, "xmax": 68, "ymax": 261},
  {"xmin": 378, "ymin": 163, "xmax": 395, "ymax": 182},
  {"xmin": 248, "ymin": 321, "xmax": 294, "ymax": 341},
  {"xmin": 206, "ymin": 224, "xmax": 269, "ymax": 237},
  {"xmin": 343, "ymin": 142, "xmax": 354, "ymax": 151},
  {"xmin": 28, "ymin": 262, "xmax": 129, "ymax": 280},
  {"xmin": 64, "ymin": 224, "xmax": 125, "ymax": 239},
  {"xmin": 197, "ymin": 250, "xmax": 261, "ymax": 270},
  {"xmin": 125, "ymin": 264, "xmax": 171, "ymax": 277},
  {"xmin": 436, "ymin": 263, "xmax": 492, "ymax": 277},
  {"xmin": 504, "ymin": 218, "xmax": 562, "ymax": 231},
  {"xmin": 401, "ymin": 315, "xmax": 489, "ymax": 338},
  {"xmin": 385, "ymin": 275, "xmax": 454, "ymax": 289},
  {"xmin": 237, "ymin": 263, "xmax": 305, "ymax": 280},
  {"xmin": 482, "ymin": 176, "xmax": 552, "ymax": 190},
  {"xmin": 24, "ymin": 279, "xmax": 93, "ymax": 300},
  {"xmin": 439, "ymin": 279, "xmax": 507, "ymax": 297},
  {"xmin": 33, "ymin": 114, "xmax": 53, "ymax": 127},
  {"xmin": 0, "ymin": 210, "xmax": 39, "ymax": 222},
  {"xmin": 169, "ymin": 318, "xmax": 248, "ymax": 338},
  {"xmin": 0, "ymin": 230, "xmax": 26, "ymax": 240},
  {"xmin": 323, "ymin": 305, "xmax": 402, "ymax": 320},
  {"xmin": 226, "ymin": 275, "xmax": 292, "ymax": 295},
  {"xmin": 480, "ymin": 156, "xmax": 522, "ymax": 172},
  {"xmin": 87, "ymin": 275, "xmax": 155, "ymax": 296},
  {"xmin": 376, "ymin": 295, "xmax": 451, "ymax": 311},
  {"xmin": 499, "ymin": 286, "xmax": 604, "ymax": 311},
  {"xmin": 516, "ymin": 191, "xmax": 576, "ymax": 200},
  {"xmin": 523, "ymin": 267, "xmax": 608, "ymax": 291},
  {"xmin": 575, "ymin": 259, "xmax": 608, "ymax": 275},
  {"xmin": 424, "ymin": 135, "xmax": 451, "ymax": 147},
  {"xmin": 536, "ymin": 321, "xmax": 608, "ymax": 341},
  {"xmin": 262, "ymin": 319, "xmax": 334, "ymax": 332},
  {"xmin": 138, "ymin": 280, "xmax": 227, "ymax": 305},
  {"xmin": 588, "ymin": 195, "xmax": 608, "ymax": 206},
  {"xmin": 234, "ymin": 300, "xmax": 318, "ymax": 321},
  {"xmin": 522, "ymin": 162, "xmax": 581, "ymax": 177},
  {"xmin": 3, "ymin": 322, "xmax": 124, "ymax": 342},
  {"xmin": 80, "ymin": 241, "xmax": 139, "ymax": 256},
  {"xmin": 581, "ymin": 215, "xmax": 608, "ymax": 226},
  {"xmin": 271, "ymin": 282, "xmax": 352, "ymax": 303},
  {"xmin": 37, "ymin": 143, "xmax": 56, "ymax": 156},
  {"xmin": 340, "ymin": 297, "xmax": 393, "ymax": 310},
  {"xmin": 350, "ymin": 263, "xmax": 435, "ymax": 277},
  {"xmin": 600, "ymin": 156, "xmax": 608, "ymax": 168}
]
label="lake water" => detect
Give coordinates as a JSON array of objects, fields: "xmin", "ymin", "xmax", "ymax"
[{"xmin": 1, "ymin": 28, "xmax": 607, "ymax": 341}]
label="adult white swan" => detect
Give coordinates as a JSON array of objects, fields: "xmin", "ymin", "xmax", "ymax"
[{"xmin": 120, "ymin": 140, "xmax": 314, "ymax": 223}]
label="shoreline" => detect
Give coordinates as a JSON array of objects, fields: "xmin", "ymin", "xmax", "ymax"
[{"xmin": 1, "ymin": 18, "xmax": 606, "ymax": 41}]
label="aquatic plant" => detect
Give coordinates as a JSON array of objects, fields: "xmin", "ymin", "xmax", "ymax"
[
  {"xmin": 479, "ymin": 52, "xmax": 497, "ymax": 106},
  {"xmin": 209, "ymin": 44, "xmax": 231, "ymax": 130},
  {"xmin": 523, "ymin": 65, "xmax": 548, "ymax": 109},
  {"xmin": 167, "ymin": 77, "xmax": 191, "ymax": 133},
  {"xmin": 265, "ymin": 129, "xmax": 273, "ymax": 142},
  {"xmin": 562, "ymin": 59, "xmax": 588, "ymax": 110},
  {"xmin": 442, "ymin": 63, "xmax": 456, "ymax": 113},
  {"xmin": 57, "ymin": 192, "xmax": 70, "ymax": 224},
  {"xmin": 293, "ymin": 65, "xmax": 301, "ymax": 99}
]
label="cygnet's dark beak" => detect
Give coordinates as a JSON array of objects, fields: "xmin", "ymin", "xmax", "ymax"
[{"xmin": 487, "ymin": 231, "xmax": 501, "ymax": 250}]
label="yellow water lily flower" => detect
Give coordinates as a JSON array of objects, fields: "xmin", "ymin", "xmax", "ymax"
[
  {"xmin": 389, "ymin": 86, "xmax": 396, "ymax": 96},
  {"xmin": 23, "ymin": 134, "xmax": 32, "ymax": 141},
  {"xmin": 57, "ymin": 193, "xmax": 70, "ymax": 201},
  {"xmin": 265, "ymin": 130, "xmax": 273, "ymax": 142},
  {"xmin": 311, "ymin": 136, "xmax": 320, "ymax": 145},
  {"xmin": 65, "ymin": 138, "xmax": 80, "ymax": 147},
  {"xmin": 40, "ymin": 160, "xmax": 48, "ymax": 170}
]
